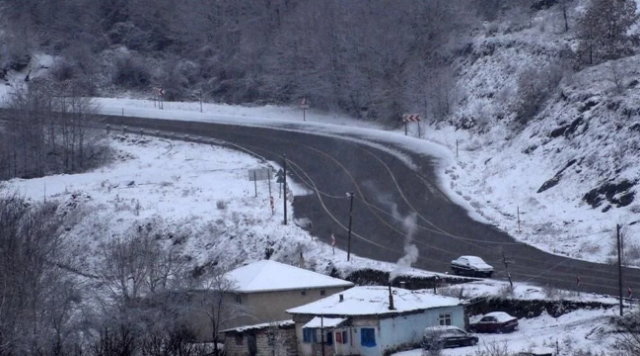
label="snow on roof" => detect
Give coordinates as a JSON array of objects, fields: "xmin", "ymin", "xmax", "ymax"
[
  {"xmin": 287, "ymin": 286, "xmax": 461, "ymax": 317},
  {"xmin": 221, "ymin": 320, "xmax": 295, "ymax": 333},
  {"xmin": 303, "ymin": 317, "xmax": 347, "ymax": 329},
  {"xmin": 226, "ymin": 260, "xmax": 353, "ymax": 293}
]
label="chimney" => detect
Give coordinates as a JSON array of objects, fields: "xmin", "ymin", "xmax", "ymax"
[
  {"xmin": 388, "ymin": 284, "xmax": 395, "ymax": 310},
  {"xmin": 339, "ymin": 294, "xmax": 344, "ymax": 302}
]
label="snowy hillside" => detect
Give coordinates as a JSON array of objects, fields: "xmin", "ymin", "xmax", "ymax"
[
  {"xmin": 437, "ymin": 6, "xmax": 640, "ymax": 266},
  {"xmin": 3, "ymin": 1, "xmax": 640, "ymax": 270},
  {"xmin": 4, "ymin": 132, "xmax": 452, "ymax": 280}
]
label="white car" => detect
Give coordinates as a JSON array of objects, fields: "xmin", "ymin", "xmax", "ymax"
[{"xmin": 450, "ymin": 256, "xmax": 493, "ymax": 277}]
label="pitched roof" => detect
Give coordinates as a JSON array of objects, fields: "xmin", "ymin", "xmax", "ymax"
[
  {"xmin": 226, "ymin": 260, "xmax": 354, "ymax": 293},
  {"xmin": 286, "ymin": 286, "xmax": 462, "ymax": 317}
]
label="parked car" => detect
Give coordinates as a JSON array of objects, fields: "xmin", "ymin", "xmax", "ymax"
[
  {"xmin": 422, "ymin": 326, "xmax": 478, "ymax": 350},
  {"xmin": 451, "ymin": 255, "xmax": 494, "ymax": 277},
  {"xmin": 470, "ymin": 311, "xmax": 518, "ymax": 333},
  {"xmin": 515, "ymin": 346, "xmax": 555, "ymax": 356}
]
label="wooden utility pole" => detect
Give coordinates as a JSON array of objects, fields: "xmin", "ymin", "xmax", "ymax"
[
  {"xmin": 347, "ymin": 192, "xmax": 355, "ymax": 262},
  {"xmin": 501, "ymin": 247, "xmax": 514, "ymax": 289},
  {"xmin": 283, "ymin": 155, "xmax": 288, "ymax": 225},
  {"xmin": 617, "ymin": 224, "xmax": 623, "ymax": 316}
]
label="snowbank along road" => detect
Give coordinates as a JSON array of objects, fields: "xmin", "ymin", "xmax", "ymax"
[{"xmin": 94, "ymin": 114, "xmax": 639, "ymax": 297}]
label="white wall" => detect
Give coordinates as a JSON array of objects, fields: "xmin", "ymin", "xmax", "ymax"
[
  {"xmin": 292, "ymin": 306, "xmax": 465, "ymax": 356},
  {"xmin": 378, "ymin": 306, "xmax": 465, "ymax": 354}
]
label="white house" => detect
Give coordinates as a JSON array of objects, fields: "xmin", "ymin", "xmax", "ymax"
[{"xmin": 286, "ymin": 286, "xmax": 465, "ymax": 356}]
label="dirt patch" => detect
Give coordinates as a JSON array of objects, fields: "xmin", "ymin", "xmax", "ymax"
[
  {"xmin": 550, "ymin": 125, "xmax": 568, "ymax": 138},
  {"xmin": 564, "ymin": 116, "xmax": 586, "ymax": 138},
  {"xmin": 537, "ymin": 159, "xmax": 578, "ymax": 193},
  {"xmin": 583, "ymin": 180, "xmax": 637, "ymax": 208}
]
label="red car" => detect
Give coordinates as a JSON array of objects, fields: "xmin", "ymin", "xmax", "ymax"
[{"xmin": 470, "ymin": 312, "xmax": 518, "ymax": 333}]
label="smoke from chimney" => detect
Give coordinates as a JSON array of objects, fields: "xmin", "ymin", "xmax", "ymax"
[
  {"xmin": 364, "ymin": 185, "xmax": 420, "ymax": 283},
  {"xmin": 389, "ymin": 207, "xmax": 419, "ymax": 282}
]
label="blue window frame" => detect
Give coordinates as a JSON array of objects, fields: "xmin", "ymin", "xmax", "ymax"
[
  {"xmin": 360, "ymin": 328, "xmax": 376, "ymax": 347},
  {"xmin": 303, "ymin": 328, "xmax": 317, "ymax": 343}
]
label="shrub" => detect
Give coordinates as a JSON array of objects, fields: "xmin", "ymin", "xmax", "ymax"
[
  {"xmin": 112, "ymin": 53, "xmax": 151, "ymax": 89},
  {"xmin": 513, "ymin": 62, "xmax": 563, "ymax": 127}
]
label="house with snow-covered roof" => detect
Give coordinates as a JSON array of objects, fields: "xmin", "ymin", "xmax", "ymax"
[
  {"xmin": 286, "ymin": 286, "xmax": 464, "ymax": 356},
  {"xmin": 224, "ymin": 260, "xmax": 354, "ymax": 329},
  {"xmin": 195, "ymin": 260, "xmax": 352, "ymax": 354}
]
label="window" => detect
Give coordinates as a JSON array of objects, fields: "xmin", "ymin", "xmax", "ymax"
[
  {"xmin": 335, "ymin": 330, "xmax": 349, "ymax": 344},
  {"xmin": 439, "ymin": 314, "xmax": 452, "ymax": 326},
  {"xmin": 303, "ymin": 328, "xmax": 317, "ymax": 343},
  {"xmin": 301, "ymin": 290, "xmax": 307, "ymax": 296},
  {"xmin": 235, "ymin": 294, "xmax": 242, "ymax": 304},
  {"xmin": 360, "ymin": 328, "xmax": 376, "ymax": 347},
  {"xmin": 325, "ymin": 331, "xmax": 333, "ymax": 345},
  {"xmin": 234, "ymin": 334, "xmax": 243, "ymax": 346},
  {"xmin": 320, "ymin": 289, "xmax": 326, "ymax": 296}
]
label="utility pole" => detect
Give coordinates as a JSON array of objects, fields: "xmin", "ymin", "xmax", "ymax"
[
  {"xmin": 347, "ymin": 192, "xmax": 355, "ymax": 261},
  {"xmin": 283, "ymin": 155, "xmax": 288, "ymax": 225},
  {"xmin": 617, "ymin": 223, "xmax": 623, "ymax": 316},
  {"xmin": 501, "ymin": 247, "xmax": 514, "ymax": 289},
  {"xmin": 320, "ymin": 316, "xmax": 325, "ymax": 356}
]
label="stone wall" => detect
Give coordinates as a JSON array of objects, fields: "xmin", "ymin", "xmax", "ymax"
[{"xmin": 225, "ymin": 327, "xmax": 298, "ymax": 356}]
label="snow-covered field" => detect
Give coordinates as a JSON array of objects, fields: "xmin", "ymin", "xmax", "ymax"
[
  {"xmin": 3, "ymin": 132, "xmax": 456, "ymax": 279},
  {"xmin": 394, "ymin": 308, "xmax": 615, "ymax": 356},
  {"xmin": 86, "ymin": 94, "xmax": 640, "ymax": 268}
]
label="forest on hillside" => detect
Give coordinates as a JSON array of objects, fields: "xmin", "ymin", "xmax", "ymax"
[
  {"xmin": 1, "ymin": 0, "xmax": 636, "ymax": 125},
  {"xmin": 0, "ymin": 0, "xmax": 548, "ymax": 122}
]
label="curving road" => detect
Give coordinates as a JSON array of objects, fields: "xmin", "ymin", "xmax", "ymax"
[{"xmin": 97, "ymin": 115, "xmax": 640, "ymax": 298}]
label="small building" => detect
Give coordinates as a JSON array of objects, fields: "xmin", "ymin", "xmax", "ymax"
[
  {"xmin": 286, "ymin": 286, "xmax": 465, "ymax": 356},
  {"xmin": 222, "ymin": 320, "xmax": 298, "ymax": 356},
  {"xmin": 192, "ymin": 260, "xmax": 354, "ymax": 341},
  {"xmin": 225, "ymin": 260, "xmax": 354, "ymax": 329}
]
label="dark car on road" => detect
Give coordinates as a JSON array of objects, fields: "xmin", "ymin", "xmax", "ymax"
[
  {"xmin": 470, "ymin": 311, "xmax": 519, "ymax": 333},
  {"xmin": 451, "ymin": 255, "xmax": 494, "ymax": 277},
  {"xmin": 422, "ymin": 326, "xmax": 478, "ymax": 350}
]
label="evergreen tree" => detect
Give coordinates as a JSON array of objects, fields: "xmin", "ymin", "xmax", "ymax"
[{"xmin": 576, "ymin": 0, "xmax": 638, "ymax": 66}]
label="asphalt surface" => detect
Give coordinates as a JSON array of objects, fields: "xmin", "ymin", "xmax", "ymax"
[{"xmin": 96, "ymin": 115, "xmax": 640, "ymax": 298}]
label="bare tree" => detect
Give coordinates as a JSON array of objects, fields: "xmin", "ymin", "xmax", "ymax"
[
  {"xmin": 0, "ymin": 194, "xmax": 85, "ymax": 355},
  {"xmin": 475, "ymin": 340, "xmax": 511, "ymax": 356},
  {"xmin": 97, "ymin": 218, "xmax": 190, "ymax": 303},
  {"xmin": 193, "ymin": 264, "xmax": 248, "ymax": 356}
]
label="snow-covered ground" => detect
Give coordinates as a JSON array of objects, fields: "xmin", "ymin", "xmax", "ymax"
[
  {"xmin": 3, "ymin": 132, "xmax": 456, "ymax": 279},
  {"xmin": 87, "ymin": 94, "xmax": 640, "ymax": 268},
  {"xmin": 2, "ymin": 2, "xmax": 639, "ymax": 270},
  {"xmin": 394, "ymin": 308, "xmax": 615, "ymax": 356},
  {"xmin": 437, "ymin": 279, "xmax": 620, "ymax": 306}
]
